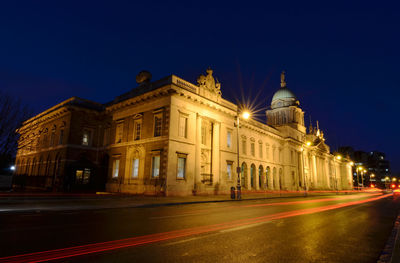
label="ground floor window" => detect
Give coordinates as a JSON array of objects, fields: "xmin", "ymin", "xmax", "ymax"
[
  {"xmin": 112, "ymin": 159, "xmax": 120, "ymax": 178},
  {"xmin": 75, "ymin": 168, "xmax": 91, "ymax": 184},
  {"xmin": 132, "ymin": 158, "xmax": 139, "ymax": 178},
  {"xmin": 177, "ymin": 156, "xmax": 186, "ymax": 179},
  {"xmin": 227, "ymin": 161, "xmax": 233, "ymax": 180},
  {"xmin": 152, "ymin": 155, "xmax": 160, "ymax": 177}
]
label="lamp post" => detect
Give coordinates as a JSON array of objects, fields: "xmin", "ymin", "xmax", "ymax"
[
  {"xmin": 301, "ymin": 147, "xmax": 306, "ymax": 197},
  {"xmin": 356, "ymin": 166, "xmax": 362, "ymax": 191},
  {"xmin": 362, "ymin": 169, "xmax": 366, "ymax": 189},
  {"xmin": 235, "ymin": 108, "xmax": 250, "ymax": 200}
]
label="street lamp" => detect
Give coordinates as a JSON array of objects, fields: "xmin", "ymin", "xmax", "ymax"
[
  {"xmin": 301, "ymin": 147, "xmax": 307, "ymax": 196},
  {"xmin": 356, "ymin": 166, "xmax": 363, "ymax": 191},
  {"xmin": 235, "ymin": 108, "xmax": 250, "ymax": 200}
]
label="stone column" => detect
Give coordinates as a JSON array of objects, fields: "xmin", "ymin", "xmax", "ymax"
[
  {"xmin": 312, "ymin": 155, "xmax": 317, "ymax": 188},
  {"xmin": 194, "ymin": 114, "xmax": 202, "ymax": 192},
  {"xmin": 212, "ymin": 122, "xmax": 220, "ymax": 186}
]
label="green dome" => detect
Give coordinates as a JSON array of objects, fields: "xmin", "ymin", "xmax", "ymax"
[{"xmin": 272, "ymin": 88, "xmax": 297, "ymax": 102}]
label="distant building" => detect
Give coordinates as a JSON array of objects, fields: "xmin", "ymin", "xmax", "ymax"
[
  {"xmin": 338, "ymin": 147, "xmax": 391, "ymax": 188},
  {"xmin": 13, "ymin": 69, "xmax": 353, "ymax": 195}
]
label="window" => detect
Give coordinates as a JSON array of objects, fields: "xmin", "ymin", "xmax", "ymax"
[
  {"xmin": 177, "ymin": 156, "xmax": 186, "ymax": 179},
  {"xmin": 58, "ymin": 130, "xmax": 64, "ymax": 145},
  {"xmin": 50, "ymin": 131, "xmax": 55, "ymax": 147},
  {"xmin": 273, "ymin": 148, "xmax": 276, "ymax": 161},
  {"xmin": 227, "ymin": 162, "xmax": 233, "ymax": 180},
  {"xmin": 103, "ymin": 128, "xmax": 110, "ymax": 146},
  {"xmin": 115, "ymin": 123, "xmax": 123, "ymax": 143},
  {"xmin": 201, "ymin": 126, "xmax": 206, "ymax": 145},
  {"xmin": 134, "ymin": 120, "xmax": 141, "ymax": 140},
  {"xmin": 266, "ymin": 145, "xmax": 269, "ymax": 160},
  {"xmin": 251, "ymin": 143, "xmax": 255, "ymax": 157},
  {"xmin": 178, "ymin": 115, "xmax": 188, "ymax": 138},
  {"xmin": 259, "ymin": 143, "xmax": 263, "ymax": 158},
  {"xmin": 242, "ymin": 140, "xmax": 247, "ymax": 155},
  {"xmin": 227, "ymin": 131, "xmax": 232, "ymax": 148},
  {"xmin": 152, "ymin": 155, "xmax": 160, "ymax": 177},
  {"xmin": 82, "ymin": 130, "xmax": 91, "ymax": 146},
  {"xmin": 76, "ymin": 168, "xmax": 91, "ymax": 184},
  {"xmin": 112, "ymin": 159, "xmax": 120, "ymax": 178},
  {"xmin": 132, "ymin": 158, "xmax": 139, "ymax": 178},
  {"xmin": 154, "ymin": 114, "xmax": 162, "ymax": 137}
]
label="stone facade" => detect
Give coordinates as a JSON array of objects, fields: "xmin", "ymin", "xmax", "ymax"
[{"xmin": 13, "ymin": 69, "xmax": 353, "ymax": 194}]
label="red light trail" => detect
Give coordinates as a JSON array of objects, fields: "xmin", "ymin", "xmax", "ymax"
[{"xmin": 0, "ymin": 193, "xmax": 391, "ymax": 263}]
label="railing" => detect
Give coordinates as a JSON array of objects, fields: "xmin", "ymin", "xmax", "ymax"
[{"xmin": 201, "ymin": 173, "xmax": 213, "ymax": 185}]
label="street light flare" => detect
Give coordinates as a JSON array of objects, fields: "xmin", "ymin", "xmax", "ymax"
[{"xmin": 242, "ymin": 111, "xmax": 250, "ymax": 119}]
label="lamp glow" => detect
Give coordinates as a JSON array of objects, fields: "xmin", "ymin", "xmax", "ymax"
[{"xmin": 242, "ymin": 111, "xmax": 250, "ymax": 119}]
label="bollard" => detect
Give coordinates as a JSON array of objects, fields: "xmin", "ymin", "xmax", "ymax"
[{"xmin": 230, "ymin": 186, "xmax": 236, "ymax": 199}]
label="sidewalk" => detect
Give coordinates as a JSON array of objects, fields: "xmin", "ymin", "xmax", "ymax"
[{"xmin": 0, "ymin": 190, "xmax": 373, "ymax": 214}]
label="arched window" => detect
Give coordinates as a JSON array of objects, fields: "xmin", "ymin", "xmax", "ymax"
[
  {"xmin": 266, "ymin": 166, "xmax": 271, "ymax": 189},
  {"xmin": 258, "ymin": 165, "xmax": 263, "ymax": 189},
  {"xmin": 250, "ymin": 164, "xmax": 256, "ymax": 188}
]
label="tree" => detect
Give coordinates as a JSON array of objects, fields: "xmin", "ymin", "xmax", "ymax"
[{"xmin": 0, "ymin": 91, "xmax": 32, "ymax": 173}]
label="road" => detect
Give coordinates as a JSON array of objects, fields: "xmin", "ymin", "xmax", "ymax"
[{"xmin": 0, "ymin": 193, "xmax": 399, "ymax": 263}]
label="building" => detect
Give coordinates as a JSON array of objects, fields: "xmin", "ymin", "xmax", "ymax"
[
  {"xmin": 13, "ymin": 69, "xmax": 353, "ymax": 195},
  {"xmin": 338, "ymin": 147, "xmax": 392, "ymax": 188}
]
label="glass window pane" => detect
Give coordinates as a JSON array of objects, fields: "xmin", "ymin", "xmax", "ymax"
[
  {"xmin": 152, "ymin": 156, "xmax": 160, "ymax": 177},
  {"xmin": 177, "ymin": 157, "xmax": 185, "ymax": 178},
  {"xmin": 132, "ymin": 158, "xmax": 139, "ymax": 178},
  {"xmin": 113, "ymin": 160, "xmax": 119, "ymax": 178}
]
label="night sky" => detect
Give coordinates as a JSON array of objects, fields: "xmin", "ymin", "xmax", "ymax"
[{"xmin": 1, "ymin": 1, "xmax": 399, "ymax": 172}]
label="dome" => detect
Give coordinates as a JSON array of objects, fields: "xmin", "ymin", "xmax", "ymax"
[
  {"xmin": 270, "ymin": 71, "xmax": 299, "ymax": 109},
  {"xmin": 271, "ymin": 88, "xmax": 297, "ymax": 102}
]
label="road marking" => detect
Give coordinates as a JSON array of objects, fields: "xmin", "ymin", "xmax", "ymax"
[{"xmin": 0, "ymin": 193, "xmax": 391, "ymax": 263}]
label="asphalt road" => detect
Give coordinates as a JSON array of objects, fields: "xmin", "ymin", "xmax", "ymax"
[{"xmin": 0, "ymin": 193, "xmax": 399, "ymax": 263}]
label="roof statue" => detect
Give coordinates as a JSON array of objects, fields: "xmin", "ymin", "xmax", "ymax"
[
  {"xmin": 280, "ymin": 71, "xmax": 286, "ymax": 88},
  {"xmin": 197, "ymin": 67, "xmax": 221, "ymax": 95}
]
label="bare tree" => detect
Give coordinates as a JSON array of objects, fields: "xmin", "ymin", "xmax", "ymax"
[{"xmin": 0, "ymin": 91, "xmax": 32, "ymax": 170}]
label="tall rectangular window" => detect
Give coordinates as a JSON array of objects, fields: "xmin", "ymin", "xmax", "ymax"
[
  {"xmin": 227, "ymin": 162, "xmax": 232, "ymax": 180},
  {"xmin": 58, "ymin": 130, "xmax": 64, "ymax": 145},
  {"xmin": 154, "ymin": 114, "xmax": 162, "ymax": 137},
  {"xmin": 266, "ymin": 146, "xmax": 270, "ymax": 160},
  {"xmin": 112, "ymin": 159, "xmax": 120, "ymax": 178},
  {"xmin": 152, "ymin": 155, "xmax": 160, "ymax": 177},
  {"xmin": 134, "ymin": 120, "xmax": 141, "ymax": 140},
  {"xmin": 82, "ymin": 130, "xmax": 91, "ymax": 146},
  {"xmin": 201, "ymin": 126, "xmax": 206, "ymax": 145},
  {"xmin": 251, "ymin": 143, "xmax": 255, "ymax": 157},
  {"xmin": 177, "ymin": 156, "xmax": 186, "ymax": 179},
  {"xmin": 115, "ymin": 123, "xmax": 123, "ymax": 143},
  {"xmin": 131, "ymin": 158, "xmax": 139, "ymax": 178},
  {"xmin": 178, "ymin": 115, "xmax": 187, "ymax": 138},
  {"xmin": 259, "ymin": 143, "xmax": 263, "ymax": 158},
  {"xmin": 103, "ymin": 128, "xmax": 110, "ymax": 146},
  {"xmin": 227, "ymin": 131, "xmax": 232, "ymax": 148},
  {"xmin": 242, "ymin": 140, "xmax": 247, "ymax": 155},
  {"xmin": 50, "ymin": 131, "xmax": 55, "ymax": 147}
]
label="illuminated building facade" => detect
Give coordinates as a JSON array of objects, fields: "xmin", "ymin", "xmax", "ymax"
[{"xmin": 13, "ymin": 69, "xmax": 353, "ymax": 195}]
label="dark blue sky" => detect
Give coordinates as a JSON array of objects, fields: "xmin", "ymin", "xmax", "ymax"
[{"xmin": 1, "ymin": 1, "xmax": 399, "ymax": 172}]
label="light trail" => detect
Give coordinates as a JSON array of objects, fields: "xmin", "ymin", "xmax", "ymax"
[
  {"xmin": 0, "ymin": 193, "xmax": 391, "ymax": 263},
  {"xmin": 149, "ymin": 193, "xmax": 380, "ymax": 218}
]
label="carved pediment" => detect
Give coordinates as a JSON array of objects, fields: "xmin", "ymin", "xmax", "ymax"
[{"xmin": 197, "ymin": 68, "xmax": 222, "ymax": 100}]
